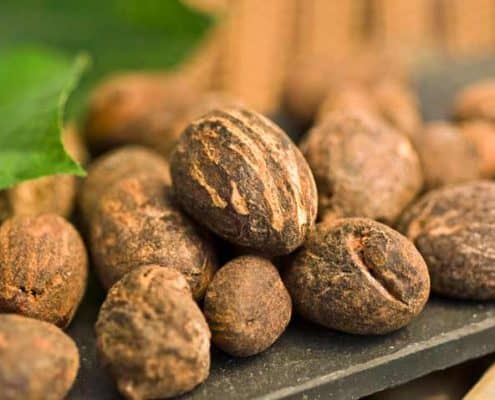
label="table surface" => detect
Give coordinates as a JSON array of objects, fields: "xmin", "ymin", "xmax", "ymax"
[{"xmin": 68, "ymin": 57, "xmax": 495, "ymax": 400}]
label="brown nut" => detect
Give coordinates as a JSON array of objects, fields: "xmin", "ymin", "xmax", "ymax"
[
  {"xmin": 96, "ymin": 265, "xmax": 210, "ymax": 400},
  {"xmin": 90, "ymin": 174, "xmax": 217, "ymax": 300},
  {"xmin": 415, "ymin": 121, "xmax": 481, "ymax": 189},
  {"xmin": 171, "ymin": 107, "xmax": 317, "ymax": 256},
  {"xmin": 79, "ymin": 146, "xmax": 171, "ymax": 222},
  {"xmin": 460, "ymin": 120, "xmax": 495, "ymax": 177},
  {"xmin": 301, "ymin": 111, "xmax": 423, "ymax": 224},
  {"xmin": 453, "ymin": 79, "xmax": 495, "ymax": 122},
  {"xmin": 0, "ymin": 214, "xmax": 88, "ymax": 328},
  {"xmin": 285, "ymin": 218, "xmax": 430, "ymax": 335},
  {"xmin": 204, "ymin": 255, "xmax": 291, "ymax": 357},
  {"xmin": 0, "ymin": 314, "xmax": 79, "ymax": 400},
  {"xmin": 398, "ymin": 181, "xmax": 495, "ymax": 300}
]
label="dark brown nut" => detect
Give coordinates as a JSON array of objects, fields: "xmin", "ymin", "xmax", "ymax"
[
  {"xmin": 79, "ymin": 146, "xmax": 171, "ymax": 222},
  {"xmin": 460, "ymin": 120, "xmax": 495, "ymax": 177},
  {"xmin": 171, "ymin": 107, "xmax": 317, "ymax": 256},
  {"xmin": 453, "ymin": 80, "xmax": 495, "ymax": 122},
  {"xmin": 0, "ymin": 314, "xmax": 79, "ymax": 400},
  {"xmin": 0, "ymin": 214, "xmax": 88, "ymax": 328},
  {"xmin": 90, "ymin": 174, "xmax": 217, "ymax": 300},
  {"xmin": 301, "ymin": 111, "xmax": 423, "ymax": 224},
  {"xmin": 415, "ymin": 122, "xmax": 481, "ymax": 189},
  {"xmin": 285, "ymin": 218, "xmax": 430, "ymax": 335},
  {"xmin": 0, "ymin": 125, "xmax": 88, "ymax": 223},
  {"xmin": 398, "ymin": 181, "xmax": 495, "ymax": 300},
  {"xmin": 84, "ymin": 73, "xmax": 198, "ymax": 155},
  {"xmin": 96, "ymin": 265, "xmax": 210, "ymax": 400},
  {"xmin": 204, "ymin": 255, "xmax": 291, "ymax": 357}
]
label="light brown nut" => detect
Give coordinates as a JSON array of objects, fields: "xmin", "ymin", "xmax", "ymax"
[
  {"xmin": 398, "ymin": 181, "xmax": 495, "ymax": 300},
  {"xmin": 285, "ymin": 218, "xmax": 430, "ymax": 335},
  {"xmin": 79, "ymin": 145, "xmax": 171, "ymax": 222},
  {"xmin": 204, "ymin": 255, "xmax": 291, "ymax": 357},
  {"xmin": 453, "ymin": 79, "xmax": 495, "ymax": 122},
  {"xmin": 0, "ymin": 214, "xmax": 88, "ymax": 328},
  {"xmin": 460, "ymin": 120, "xmax": 495, "ymax": 178},
  {"xmin": 96, "ymin": 265, "xmax": 210, "ymax": 400},
  {"xmin": 415, "ymin": 121, "xmax": 481, "ymax": 189},
  {"xmin": 301, "ymin": 110, "xmax": 423, "ymax": 224},
  {"xmin": 90, "ymin": 174, "xmax": 217, "ymax": 300},
  {"xmin": 171, "ymin": 107, "xmax": 317, "ymax": 256},
  {"xmin": 0, "ymin": 314, "xmax": 79, "ymax": 400}
]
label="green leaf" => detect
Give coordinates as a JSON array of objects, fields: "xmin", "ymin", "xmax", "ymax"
[{"xmin": 0, "ymin": 47, "xmax": 88, "ymax": 190}]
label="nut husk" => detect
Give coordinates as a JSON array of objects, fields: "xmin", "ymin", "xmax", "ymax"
[
  {"xmin": 96, "ymin": 265, "xmax": 210, "ymax": 400},
  {"xmin": 285, "ymin": 218, "xmax": 430, "ymax": 334},
  {"xmin": 204, "ymin": 255, "xmax": 291, "ymax": 357},
  {"xmin": 171, "ymin": 107, "xmax": 317, "ymax": 256},
  {"xmin": 0, "ymin": 314, "xmax": 79, "ymax": 400}
]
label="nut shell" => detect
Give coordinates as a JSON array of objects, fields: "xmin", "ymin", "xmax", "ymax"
[
  {"xmin": 90, "ymin": 174, "xmax": 217, "ymax": 299},
  {"xmin": 398, "ymin": 181, "xmax": 495, "ymax": 300},
  {"xmin": 96, "ymin": 265, "xmax": 210, "ymax": 400},
  {"xmin": 453, "ymin": 80, "xmax": 495, "ymax": 122},
  {"xmin": 460, "ymin": 120, "xmax": 495, "ymax": 178},
  {"xmin": 204, "ymin": 255, "xmax": 291, "ymax": 357},
  {"xmin": 285, "ymin": 218, "xmax": 430, "ymax": 334},
  {"xmin": 0, "ymin": 314, "xmax": 79, "ymax": 400},
  {"xmin": 301, "ymin": 111, "xmax": 423, "ymax": 224},
  {"xmin": 171, "ymin": 107, "xmax": 317, "ymax": 256},
  {"xmin": 0, "ymin": 214, "xmax": 88, "ymax": 328}
]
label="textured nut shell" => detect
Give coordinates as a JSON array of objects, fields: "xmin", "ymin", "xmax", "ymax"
[
  {"xmin": 204, "ymin": 255, "xmax": 291, "ymax": 357},
  {"xmin": 0, "ymin": 314, "xmax": 79, "ymax": 400},
  {"xmin": 301, "ymin": 111, "xmax": 423, "ymax": 224},
  {"xmin": 79, "ymin": 146, "xmax": 171, "ymax": 221},
  {"xmin": 460, "ymin": 120, "xmax": 495, "ymax": 177},
  {"xmin": 398, "ymin": 181, "xmax": 495, "ymax": 300},
  {"xmin": 0, "ymin": 214, "xmax": 88, "ymax": 328},
  {"xmin": 285, "ymin": 218, "xmax": 430, "ymax": 334},
  {"xmin": 96, "ymin": 265, "xmax": 210, "ymax": 400},
  {"xmin": 415, "ymin": 122, "xmax": 481, "ymax": 189},
  {"xmin": 171, "ymin": 107, "xmax": 317, "ymax": 256},
  {"xmin": 453, "ymin": 80, "xmax": 495, "ymax": 122},
  {"xmin": 90, "ymin": 174, "xmax": 217, "ymax": 299}
]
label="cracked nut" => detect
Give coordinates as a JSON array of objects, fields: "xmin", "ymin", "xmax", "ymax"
[
  {"xmin": 0, "ymin": 314, "xmax": 79, "ymax": 400},
  {"xmin": 96, "ymin": 265, "xmax": 210, "ymax": 400},
  {"xmin": 204, "ymin": 255, "xmax": 291, "ymax": 357},
  {"xmin": 285, "ymin": 218, "xmax": 430, "ymax": 334},
  {"xmin": 0, "ymin": 214, "xmax": 88, "ymax": 328},
  {"xmin": 90, "ymin": 174, "xmax": 217, "ymax": 300},
  {"xmin": 398, "ymin": 181, "xmax": 495, "ymax": 300},
  {"xmin": 170, "ymin": 107, "xmax": 317, "ymax": 256}
]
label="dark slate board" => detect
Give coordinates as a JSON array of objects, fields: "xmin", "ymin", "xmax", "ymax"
[{"xmin": 68, "ymin": 58, "xmax": 495, "ymax": 400}]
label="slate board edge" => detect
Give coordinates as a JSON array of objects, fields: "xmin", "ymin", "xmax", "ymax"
[{"xmin": 261, "ymin": 316, "xmax": 495, "ymax": 400}]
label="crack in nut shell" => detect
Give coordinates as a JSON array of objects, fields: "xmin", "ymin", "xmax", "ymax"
[
  {"xmin": 300, "ymin": 110, "xmax": 423, "ymax": 224},
  {"xmin": 0, "ymin": 214, "xmax": 88, "ymax": 328},
  {"xmin": 170, "ymin": 107, "xmax": 318, "ymax": 256},
  {"xmin": 0, "ymin": 314, "xmax": 79, "ymax": 400},
  {"xmin": 204, "ymin": 255, "xmax": 292, "ymax": 357},
  {"xmin": 398, "ymin": 180, "xmax": 495, "ymax": 300},
  {"xmin": 284, "ymin": 218, "xmax": 430, "ymax": 335},
  {"xmin": 95, "ymin": 265, "xmax": 210, "ymax": 400},
  {"xmin": 89, "ymin": 174, "xmax": 217, "ymax": 300}
]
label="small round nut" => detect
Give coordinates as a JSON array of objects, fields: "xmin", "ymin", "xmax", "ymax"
[
  {"xmin": 171, "ymin": 107, "xmax": 317, "ymax": 256},
  {"xmin": 415, "ymin": 121, "xmax": 481, "ymax": 189},
  {"xmin": 301, "ymin": 110, "xmax": 423, "ymax": 224},
  {"xmin": 453, "ymin": 79, "xmax": 495, "ymax": 122},
  {"xmin": 96, "ymin": 265, "xmax": 210, "ymax": 400},
  {"xmin": 204, "ymin": 255, "xmax": 291, "ymax": 357},
  {"xmin": 0, "ymin": 214, "xmax": 88, "ymax": 328},
  {"xmin": 285, "ymin": 218, "xmax": 430, "ymax": 335},
  {"xmin": 398, "ymin": 181, "xmax": 495, "ymax": 300},
  {"xmin": 460, "ymin": 120, "xmax": 495, "ymax": 178},
  {"xmin": 79, "ymin": 145, "xmax": 171, "ymax": 222},
  {"xmin": 90, "ymin": 174, "xmax": 217, "ymax": 300},
  {"xmin": 0, "ymin": 314, "xmax": 79, "ymax": 400}
]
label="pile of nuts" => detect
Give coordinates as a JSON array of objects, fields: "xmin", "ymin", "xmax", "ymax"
[{"xmin": 1, "ymin": 72, "xmax": 495, "ymax": 400}]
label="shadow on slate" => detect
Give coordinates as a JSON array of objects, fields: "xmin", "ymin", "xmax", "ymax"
[{"xmin": 68, "ymin": 58, "xmax": 495, "ymax": 400}]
